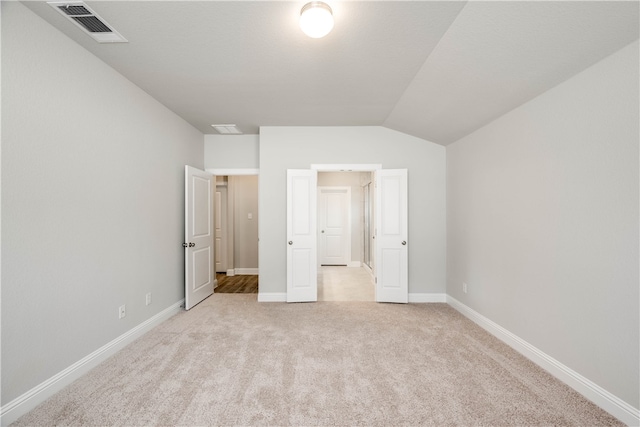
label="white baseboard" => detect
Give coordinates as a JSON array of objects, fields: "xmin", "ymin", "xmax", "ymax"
[
  {"xmin": 226, "ymin": 269, "xmax": 235, "ymax": 276},
  {"xmin": 446, "ymin": 296, "xmax": 640, "ymax": 426},
  {"xmin": 347, "ymin": 261, "xmax": 361, "ymax": 268},
  {"xmin": 234, "ymin": 268, "xmax": 258, "ymax": 275},
  {"xmin": 257, "ymin": 292, "xmax": 287, "ymax": 302},
  {"xmin": 408, "ymin": 293, "xmax": 447, "ymax": 303},
  {"xmin": 0, "ymin": 299, "xmax": 185, "ymax": 427},
  {"xmin": 363, "ymin": 263, "xmax": 373, "ymax": 276}
]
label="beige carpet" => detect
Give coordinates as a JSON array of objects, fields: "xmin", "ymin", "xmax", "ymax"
[{"xmin": 13, "ymin": 295, "xmax": 622, "ymax": 426}]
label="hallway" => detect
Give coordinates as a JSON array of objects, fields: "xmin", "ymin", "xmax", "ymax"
[{"xmin": 317, "ymin": 266, "xmax": 374, "ymax": 301}]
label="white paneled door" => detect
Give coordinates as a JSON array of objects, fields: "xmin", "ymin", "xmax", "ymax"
[
  {"xmin": 375, "ymin": 169, "xmax": 408, "ymax": 303},
  {"xmin": 318, "ymin": 187, "xmax": 350, "ymax": 265},
  {"xmin": 184, "ymin": 166, "xmax": 215, "ymax": 310},
  {"xmin": 287, "ymin": 169, "xmax": 318, "ymax": 302}
]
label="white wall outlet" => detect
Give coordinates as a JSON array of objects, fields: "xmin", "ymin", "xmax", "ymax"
[
  {"xmin": 146, "ymin": 293, "xmax": 152, "ymax": 306},
  {"xmin": 118, "ymin": 305, "xmax": 126, "ymax": 319},
  {"xmin": 463, "ymin": 282, "xmax": 468, "ymax": 294}
]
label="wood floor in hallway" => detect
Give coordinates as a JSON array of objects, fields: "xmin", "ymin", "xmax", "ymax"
[{"xmin": 215, "ymin": 273, "xmax": 258, "ymax": 293}]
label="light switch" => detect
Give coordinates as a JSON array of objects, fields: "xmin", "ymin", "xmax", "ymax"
[{"xmin": 248, "ymin": 213, "xmax": 253, "ymax": 220}]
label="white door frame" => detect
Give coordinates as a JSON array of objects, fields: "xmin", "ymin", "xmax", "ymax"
[
  {"xmin": 207, "ymin": 169, "xmax": 259, "ymax": 277},
  {"xmin": 310, "ymin": 164, "xmax": 386, "ymax": 300},
  {"xmin": 214, "ymin": 182, "xmax": 228, "ymax": 274}
]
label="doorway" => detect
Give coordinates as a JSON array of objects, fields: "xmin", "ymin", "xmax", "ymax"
[
  {"xmin": 286, "ymin": 165, "xmax": 408, "ymax": 303},
  {"xmin": 211, "ymin": 172, "xmax": 259, "ymax": 294},
  {"xmin": 316, "ymin": 171, "xmax": 374, "ymax": 301}
]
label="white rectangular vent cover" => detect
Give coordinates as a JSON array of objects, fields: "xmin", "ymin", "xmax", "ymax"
[
  {"xmin": 211, "ymin": 124, "xmax": 243, "ymax": 135},
  {"xmin": 48, "ymin": 2, "xmax": 127, "ymax": 43}
]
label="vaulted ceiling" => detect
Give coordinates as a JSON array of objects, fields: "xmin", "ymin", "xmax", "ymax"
[{"xmin": 24, "ymin": 1, "xmax": 639, "ymax": 145}]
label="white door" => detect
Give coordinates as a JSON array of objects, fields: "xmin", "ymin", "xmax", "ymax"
[
  {"xmin": 318, "ymin": 187, "xmax": 350, "ymax": 265},
  {"xmin": 287, "ymin": 169, "xmax": 317, "ymax": 302},
  {"xmin": 215, "ymin": 185, "xmax": 228, "ymax": 273},
  {"xmin": 184, "ymin": 166, "xmax": 215, "ymax": 310},
  {"xmin": 375, "ymin": 169, "xmax": 408, "ymax": 303}
]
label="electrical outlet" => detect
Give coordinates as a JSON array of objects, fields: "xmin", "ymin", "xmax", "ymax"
[
  {"xmin": 146, "ymin": 293, "xmax": 152, "ymax": 306},
  {"xmin": 463, "ymin": 283, "xmax": 468, "ymax": 294},
  {"xmin": 118, "ymin": 305, "xmax": 126, "ymax": 319}
]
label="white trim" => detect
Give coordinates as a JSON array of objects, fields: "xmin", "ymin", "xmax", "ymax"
[
  {"xmin": 347, "ymin": 261, "xmax": 361, "ymax": 268},
  {"xmin": 447, "ymin": 296, "xmax": 639, "ymax": 426},
  {"xmin": 0, "ymin": 300, "xmax": 185, "ymax": 426},
  {"xmin": 226, "ymin": 269, "xmax": 235, "ymax": 276},
  {"xmin": 234, "ymin": 268, "xmax": 258, "ymax": 275},
  {"xmin": 206, "ymin": 168, "xmax": 259, "ymax": 176},
  {"xmin": 311, "ymin": 164, "xmax": 382, "ymax": 172},
  {"xmin": 408, "ymin": 293, "xmax": 447, "ymax": 303},
  {"xmin": 257, "ymin": 292, "xmax": 287, "ymax": 302},
  {"xmin": 363, "ymin": 263, "xmax": 373, "ymax": 276}
]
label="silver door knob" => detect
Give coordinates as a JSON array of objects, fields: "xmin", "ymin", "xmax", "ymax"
[
  {"xmin": 321, "ymin": 230, "xmax": 325, "ymax": 233},
  {"xmin": 189, "ymin": 242, "xmax": 196, "ymax": 247},
  {"xmin": 182, "ymin": 243, "xmax": 188, "ymax": 248},
  {"xmin": 402, "ymin": 241, "xmax": 406, "ymax": 245},
  {"xmin": 288, "ymin": 241, "xmax": 293, "ymax": 245}
]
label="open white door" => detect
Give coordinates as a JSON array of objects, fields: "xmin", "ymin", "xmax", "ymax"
[
  {"xmin": 287, "ymin": 169, "xmax": 317, "ymax": 302},
  {"xmin": 375, "ymin": 169, "xmax": 408, "ymax": 303},
  {"xmin": 185, "ymin": 166, "xmax": 215, "ymax": 310}
]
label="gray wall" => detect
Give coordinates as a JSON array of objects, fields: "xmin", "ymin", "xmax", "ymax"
[
  {"xmin": 204, "ymin": 134, "xmax": 259, "ymax": 169},
  {"xmin": 1, "ymin": 2, "xmax": 203, "ymax": 405},
  {"xmin": 447, "ymin": 40, "xmax": 639, "ymax": 408},
  {"xmin": 258, "ymin": 126, "xmax": 446, "ymax": 295},
  {"xmin": 233, "ymin": 176, "xmax": 259, "ymax": 269}
]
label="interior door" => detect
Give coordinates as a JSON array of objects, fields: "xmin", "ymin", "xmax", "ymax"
[
  {"xmin": 318, "ymin": 187, "xmax": 350, "ymax": 265},
  {"xmin": 184, "ymin": 166, "xmax": 215, "ymax": 310},
  {"xmin": 375, "ymin": 169, "xmax": 408, "ymax": 303},
  {"xmin": 287, "ymin": 169, "xmax": 317, "ymax": 302}
]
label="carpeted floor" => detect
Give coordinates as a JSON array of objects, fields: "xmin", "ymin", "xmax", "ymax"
[{"xmin": 12, "ymin": 295, "xmax": 622, "ymax": 426}]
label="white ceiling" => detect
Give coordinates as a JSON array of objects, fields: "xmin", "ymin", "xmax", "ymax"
[{"xmin": 24, "ymin": 1, "xmax": 639, "ymax": 145}]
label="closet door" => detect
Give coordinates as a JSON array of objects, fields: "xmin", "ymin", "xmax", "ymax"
[
  {"xmin": 375, "ymin": 169, "xmax": 408, "ymax": 303},
  {"xmin": 286, "ymin": 169, "xmax": 317, "ymax": 302}
]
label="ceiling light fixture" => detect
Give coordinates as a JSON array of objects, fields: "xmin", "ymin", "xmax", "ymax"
[{"xmin": 300, "ymin": 1, "xmax": 334, "ymax": 39}]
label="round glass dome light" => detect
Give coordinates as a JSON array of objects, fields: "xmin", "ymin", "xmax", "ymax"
[{"xmin": 300, "ymin": 1, "xmax": 334, "ymax": 38}]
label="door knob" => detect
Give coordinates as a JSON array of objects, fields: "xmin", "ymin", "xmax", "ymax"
[
  {"xmin": 402, "ymin": 241, "xmax": 407, "ymax": 245},
  {"xmin": 321, "ymin": 230, "xmax": 325, "ymax": 233},
  {"xmin": 288, "ymin": 241, "xmax": 293, "ymax": 245},
  {"xmin": 189, "ymin": 242, "xmax": 196, "ymax": 247},
  {"xmin": 182, "ymin": 243, "xmax": 188, "ymax": 248}
]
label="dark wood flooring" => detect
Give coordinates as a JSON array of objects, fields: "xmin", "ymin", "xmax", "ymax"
[{"xmin": 215, "ymin": 273, "xmax": 258, "ymax": 293}]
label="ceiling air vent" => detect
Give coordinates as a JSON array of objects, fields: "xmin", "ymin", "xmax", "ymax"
[
  {"xmin": 211, "ymin": 124, "xmax": 243, "ymax": 135},
  {"xmin": 48, "ymin": 2, "xmax": 127, "ymax": 43}
]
